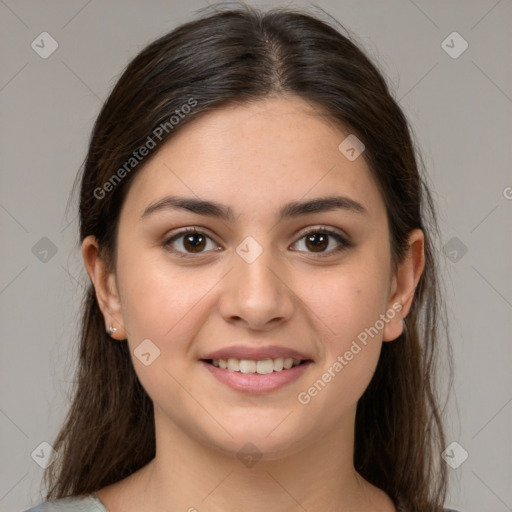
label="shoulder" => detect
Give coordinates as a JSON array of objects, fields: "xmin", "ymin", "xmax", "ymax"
[{"xmin": 22, "ymin": 493, "xmax": 108, "ymax": 512}]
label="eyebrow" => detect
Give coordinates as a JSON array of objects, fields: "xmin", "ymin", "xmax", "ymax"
[{"xmin": 141, "ymin": 194, "xmax": 368, "ymax": 222}]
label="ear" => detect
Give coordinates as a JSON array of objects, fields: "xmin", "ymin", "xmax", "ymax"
[
  {"xmin": 383, "ymin": 229, "xmax": 425, "ymax": 342},
  {"xmin": 81, "ymin": 235, "xmax": 127, "ymax": 340}
]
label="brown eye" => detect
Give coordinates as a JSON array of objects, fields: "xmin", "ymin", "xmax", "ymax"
[
  {"xmin": 182, "ymin": 232, "xmax": 207, "ymax": 252},
  {"xmin": 163, "ymin": 226, "xmax": 352, "ymax": 259},
  {"xmin": 304, "ymin": 232, "xmax": 330, "ymax": 252},
  {"xmin": 292, "ymin": 227, "xmax": 352, "ymax": 257},
  {"xmin": 163, "ymin": 228, "xmax": 219, "ymax": 257}
]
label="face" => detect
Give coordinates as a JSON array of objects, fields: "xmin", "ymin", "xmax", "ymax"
[{"xmin": 86, "ymin": 95, "xmax": 419, "ymax": 460}]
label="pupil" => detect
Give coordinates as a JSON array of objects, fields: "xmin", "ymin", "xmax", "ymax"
[
  {"xmin": 307, "ymin": 233, "xmax": 327, "ymax": 252},
  {"xmin": 185, "ymin": 234, "xmax": 205, "ymax": 252}
]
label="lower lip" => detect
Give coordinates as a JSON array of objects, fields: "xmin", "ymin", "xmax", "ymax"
[{"xmin": 200, "ymin": 360, "xmax": 313, "ymax": 394}]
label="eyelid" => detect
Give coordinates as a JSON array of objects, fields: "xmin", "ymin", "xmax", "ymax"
[{"xmin": 294, "ymin": 224, "xmax": 351, "ymax": 243}]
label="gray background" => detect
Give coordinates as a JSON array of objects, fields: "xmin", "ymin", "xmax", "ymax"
[{"xmin": 1, "ymin": 1, "xmax": 511, "ymax": 511}]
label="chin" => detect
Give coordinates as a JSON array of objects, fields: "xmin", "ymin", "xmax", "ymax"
[{"xmin": 202, "ymin": 420, "xmax": 307, "ymax": 462}]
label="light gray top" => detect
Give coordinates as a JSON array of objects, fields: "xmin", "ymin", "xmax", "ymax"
[
  {"xmin": 22, "ymin": 493, "xmax": 108, "ymax": 512},
  {"xmin": 23, "ymin": 492, "xmax": 461, "ymax": 512}
]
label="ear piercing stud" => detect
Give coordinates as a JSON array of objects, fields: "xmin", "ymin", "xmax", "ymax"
[{"xmin": 107, "ymin": 325, "xmax": 117, "ymax": 335}]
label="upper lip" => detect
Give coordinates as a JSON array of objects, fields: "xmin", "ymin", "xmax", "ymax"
[{"xmin": 201, "ymin": 345, "xmax": 313, "ymax": 361}]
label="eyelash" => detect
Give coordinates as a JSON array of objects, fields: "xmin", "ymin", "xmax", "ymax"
[{"xmin": 162, "ymin": 226, "xmax": 352, "ymax": 259}]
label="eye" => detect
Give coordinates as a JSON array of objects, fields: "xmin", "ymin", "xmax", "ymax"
[
  {"xmin": 291, "ymin": 226, "xmax": 352, "ymax": 257},
  {"xmin": 163, "ymin": 228, "xmax": 220, "ymax": 258},
  {"xmin": 163, "ymin": 226, "xmax": 352, "ymax": 259}
]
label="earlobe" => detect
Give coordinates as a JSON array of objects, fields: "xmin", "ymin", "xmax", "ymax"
[
  {"xmin": 382, "ymin": 229, "xmax": 425, "ymax": 342},
  {"xmin": 81, "ymin": 235, "xmax": 127, "ymax": 340}
]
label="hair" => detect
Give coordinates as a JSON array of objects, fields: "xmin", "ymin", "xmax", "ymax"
[{"xmin": 43, "ymin": 3, "xmax": 453, "ymax": 511}]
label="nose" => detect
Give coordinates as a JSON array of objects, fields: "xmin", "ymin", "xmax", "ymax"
[{"xmin": 217, "ymin": 242, "xmax": 295, "ymax": 331}]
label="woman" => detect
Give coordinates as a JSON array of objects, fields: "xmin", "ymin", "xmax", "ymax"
[{"xmin": 25, "ymin": 4, "xmax": 457, "ymax": 512}]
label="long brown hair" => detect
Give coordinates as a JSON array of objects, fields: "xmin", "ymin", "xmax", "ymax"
[{"xmin": 43, "ymin": 4, "xmax": 453, "ymax": 510}]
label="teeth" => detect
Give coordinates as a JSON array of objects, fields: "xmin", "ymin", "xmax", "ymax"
[
  {"xmin": 227, "ymin": 358, "xmax": 240, "ymax": 371},
  {"xmin": 273, "ymin": 357, "xmax": 284, "ymax": 371},
  {"xmin": 256, "ymin": 359, "xmax": 274, "ymax": 374},
  {"xmin": 239, "ymin": 360, "xmax": 256, "ymax": 374},
  {"xmin": 211, "ymin": 357, "xmax": 304, "ymax": 374}
]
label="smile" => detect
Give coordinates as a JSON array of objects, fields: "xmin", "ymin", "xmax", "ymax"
[
  {"xmin": 206, "ymin": 357, "xmax": 304, "ymax": 374},
  {"xmin": 201, "ymin": 358, "xmax": 313, "ymax": 393}
]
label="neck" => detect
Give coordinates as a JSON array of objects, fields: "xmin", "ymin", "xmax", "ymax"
[{"xmin": 114, "ymin": 406, "xmax": 395, "ymax": 512}]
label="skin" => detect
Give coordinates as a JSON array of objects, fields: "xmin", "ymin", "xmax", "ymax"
[{"xmin": 83, "ymin": 95, "xmax": 424, "ymax": 512}]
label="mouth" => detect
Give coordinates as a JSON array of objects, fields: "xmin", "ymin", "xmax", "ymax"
[
  {"xmin": 200, "ymin": 357, "xmax": 313, "ymax": 394},
  {"xmin": 199, "ymin": 345, "xmax": 314, "ymax": 393},
  {"xmin": 201, "ymin": 357, "xmax": 312, "ymax": 375}
]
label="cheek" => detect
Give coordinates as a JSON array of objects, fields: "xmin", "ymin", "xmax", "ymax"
[
  {"xmin": 299, "ymin": 251, "xmax": 390, "ymax": 407},
  {"xmin": 116, "ymin": 248, "xmax": 210, "ymax": 348},
  {"xmin": 312, "ymin": 254, "xmax": 391, "ymax": 344},
  {"xmin": 115, "ymin": 250, "xmax": 216, "ymax": 418}
]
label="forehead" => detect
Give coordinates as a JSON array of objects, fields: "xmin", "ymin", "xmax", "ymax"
[{"xmin": 120, "ymin": 95, "xmax": 386, "ymax": 224}]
